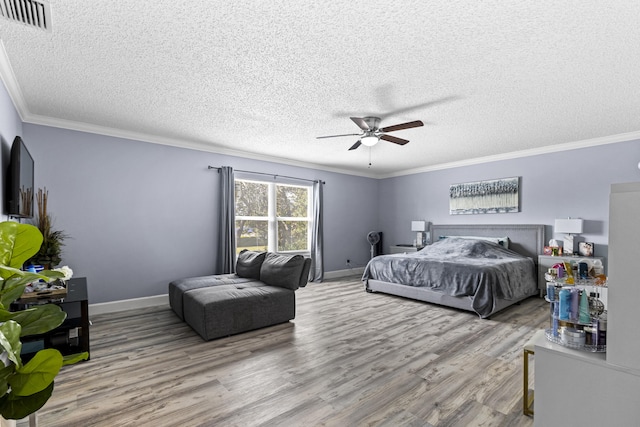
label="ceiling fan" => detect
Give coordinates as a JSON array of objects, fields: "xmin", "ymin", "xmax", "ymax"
[{"xmin": 317, "ymin": 116, "xmax": 424, "ymax": 151}]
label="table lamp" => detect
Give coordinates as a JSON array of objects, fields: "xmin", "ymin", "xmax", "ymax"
[
  {"xmin": 554, "ymin": 218, "xmax": 583, "ymax": 255},
  {"xmin": 411, "ymin": 220, "xmax": 427, "ymax": 247}
]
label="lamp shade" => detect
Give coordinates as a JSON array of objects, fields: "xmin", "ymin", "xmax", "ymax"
[
  {"xmin": 361, "ymin": 135, "xmax": 379, "ymax": 147},
  {"xmin": 554, "ymin": 218, "xmax": 583, "ymax": 234},
  {"xmin": 411, "ymin": 220, "xmax": 426, "ymax": 232}
]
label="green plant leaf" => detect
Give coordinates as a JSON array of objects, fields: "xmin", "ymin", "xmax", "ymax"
[
  {"xmin": 0, "ymin": 286, "xmax": 25, "ymax": 309},
  {"xmin": 0, "ymin": 381, "xmax": 53, "ymax": 420},
  {"xmin": 0, "ymin": 268, "xmax": 65, "ymax": 306},
  {"xmin": 0, "ymin": 273, "xmax": 29, "ymax": 307},
  {"xmin": 0, "ymin": 222, "xmax": 19, "ymax": 269},
  {"xmin": 0, "ymin": 223, "xmax": 43, "ymax": 276},
  {"xmin": 9, "ymin": 348, "xmax": 62, "ymax": 396},
  {"xmin": 0, "ymin": 285, "xmax": 25, "ymax": 309},
  {"xmin": 62, "ymin": 352, "xmax": 89, "ymax": 366},
  {"xmin": 0, "ymin": 308, "xmax": 14, "ymax": 322},
  {"xmin": 39, "ymin": 272, "xmax": 65, "ymax": 281},
  {"xmin": 0, "ymin": 363, "xmax": 14, "ymax": 399},
  {"xmin": 0, "ymin": 363, "xmax": 14, "ymax": 382},
  {"xmin": 0, "ymin": 378, "xmax": 9, "ymax": 398},
  {"xmin": 11, "ymin": 305, "xmax": 66, "ymax": 337},
  {"xmin": 0, "ymin": 321, "xmax": 22, "ymax": 368},
  {"xmin": 0, "ymin": 266, "xmax": 64, "ymax": 286},
  {"xmin": 0, "ymin": 221, "xmax": 70, "ymax": 419}
]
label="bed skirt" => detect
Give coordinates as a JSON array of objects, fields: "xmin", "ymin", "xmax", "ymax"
[{"xmin": 364, "ymin": 279, "xmax": 536, "ymax": 318}]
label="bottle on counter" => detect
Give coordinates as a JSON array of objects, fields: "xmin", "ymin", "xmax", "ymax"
[
  {"xmin": 552, "ymin": 301, "xmax": 560, "ymax": 337},
  {"xmin": 558, "ymin": 287, "xmax": 571, "ymax": 321},
  {"xmin": 578, "ymin": 290, "xmax": 591, "ymax": 324},
  {"xmin": 598, "ymin": 311, "xmax": 607, "ymax": 346},
  {"xmin": 570, "ymin": 287, "xmax": 580, "ymax": 321}
]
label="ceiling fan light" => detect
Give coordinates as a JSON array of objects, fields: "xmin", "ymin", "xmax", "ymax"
[{"xmin": 361, "ymin": 135, "xmax": 379, "ymax": 147}]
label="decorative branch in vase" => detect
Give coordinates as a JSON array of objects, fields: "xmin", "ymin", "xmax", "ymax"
[{"xmin": 28, "ymin": 188, "xmax": 69, "ymax": 269}]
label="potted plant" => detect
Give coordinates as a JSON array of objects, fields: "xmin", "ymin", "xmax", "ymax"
[
  {"xmin": 0, "ymin": 221, "xmax": 87, "ymax": 420},
  {"xmin": 29, "ymin": 188, "xmax": 68, "ymax": 269}
]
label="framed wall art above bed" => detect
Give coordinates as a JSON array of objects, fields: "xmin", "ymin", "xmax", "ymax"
[{"xmin": 449, "ymin": 177, "xmax": 520, "ymax": 215}]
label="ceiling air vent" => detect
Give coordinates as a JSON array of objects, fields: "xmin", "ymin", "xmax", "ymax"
[{"xmin": 0, "ymin": 0, "xmax": 51, "ymax": 32}]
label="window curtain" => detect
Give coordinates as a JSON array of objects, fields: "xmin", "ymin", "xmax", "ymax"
[
  {"xmin": 310, "ymin": 180, "xmax": 324, "ymax": 282},
  {"xmin": 217, "ymin": 166, "xmax": 236, "ymax": 274}
]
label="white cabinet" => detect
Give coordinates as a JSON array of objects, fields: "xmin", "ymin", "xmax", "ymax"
[
  {"xmin": 534, "ymin": 182, "xmax": 640, "ymax": 425},
  {"xmin": 535, "ymin": 341, "xmax": 640, "ymax": 426},
  {"xmin": 607, "ymin": 182, "xmax": 640, "ymax": 370}
]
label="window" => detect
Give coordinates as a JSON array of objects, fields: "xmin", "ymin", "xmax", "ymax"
[{"xmin": 235, "ymin": 179, "xmax": 311, "ymax": 254}]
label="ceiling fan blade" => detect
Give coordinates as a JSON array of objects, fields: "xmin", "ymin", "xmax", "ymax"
[
  {"xmin": 380, "ymin": 120, "xmax": 424, "ymax": 133},
  {"xmin": 350, "ymin": 117, "xmax": 370, "ymax": 131},
  {"xmin": 316, "ymin": 133, "xmax": 361, "ymax": 139},
  {"xmin": 348, "ymin": 140, "xmax": 362, "ymax": 151},
  {"xmin": 380, "ymin": 134, "xmax": 410, "ymax": 145}
]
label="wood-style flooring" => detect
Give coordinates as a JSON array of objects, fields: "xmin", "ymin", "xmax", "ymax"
[{"xmin": 21, "ymin": 276, "xmax": 548, "ymax": 427}]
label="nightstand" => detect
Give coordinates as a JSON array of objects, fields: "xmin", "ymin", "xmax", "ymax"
[
  {"xmin": 537, "ymin": 255, "xmax": 605, "ymax": 296},
  {"xmin": 389, "ymin": 245, "xmax": 421, "ymax": 254}
]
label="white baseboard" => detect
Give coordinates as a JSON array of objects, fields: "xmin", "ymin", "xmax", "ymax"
[
  {"xmin": 89, "ymin": 294, "xmax": 169, "ymax": 316},
  {"xmin": 323, "ymin": 267, "xmax": 364, "ymax": 280},
  {"xmin": 88, "ymin": 268, "xmax": 363, "ymax": 315}
]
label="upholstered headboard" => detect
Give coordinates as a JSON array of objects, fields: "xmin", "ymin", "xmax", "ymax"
[{"xmin": 430, "ymin": 224, "xmax": 545, "ymax": 261}]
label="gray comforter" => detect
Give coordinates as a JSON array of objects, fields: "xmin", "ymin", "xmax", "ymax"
[{"xmin": 362, "ymin": 238, "xmax": 537, "ymax": 317}]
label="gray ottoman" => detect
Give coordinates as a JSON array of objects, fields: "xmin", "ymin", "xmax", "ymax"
[
  {"xmin": 169, "ymin": 274, "xmax": 256, "ymax": 320},
  {"xmin": 169, "ymin": 251, "xmax": 311, "ymax": 341},
  {"xmin": 182, "ymin": 284, "xmax": 295, "ymax": 341}
]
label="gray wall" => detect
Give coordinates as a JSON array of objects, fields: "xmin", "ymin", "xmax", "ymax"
[
  {"xmin": 378, "ymin": 140, "xmax": 640, "ymax": 259},
  {"xmin": 21, "ymin": 124, "xmax": 379, "ymax": 304}
]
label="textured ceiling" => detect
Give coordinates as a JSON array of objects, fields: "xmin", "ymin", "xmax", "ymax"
[{"xmin": 1, "ymin": 1, "xmax": 639, "ymax": 177}]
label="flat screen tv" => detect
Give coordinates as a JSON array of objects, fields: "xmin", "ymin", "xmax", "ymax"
[{"xmin": 6, "ymin": 136, "xmax": 35, "ymax": 218}]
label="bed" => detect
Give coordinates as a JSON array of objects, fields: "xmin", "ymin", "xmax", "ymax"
[{"xmin": 363, "ymin": 224, "xmax": 545, "ymax": 318}]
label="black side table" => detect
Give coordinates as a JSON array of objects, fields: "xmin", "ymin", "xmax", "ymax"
[{"xmin": 12, "ymin": 277, "xmax": 90, "ymax": 361}]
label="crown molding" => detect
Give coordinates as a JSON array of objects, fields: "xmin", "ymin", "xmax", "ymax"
[
  {"xmin": 24, "ymin": 112, "xmax": 382, "ymax": 179},
  {"xmin": 20, "ymin": 108, "xmax": 640, "ymax": 182},
  {"xmin": 381, "ymin": 131, "xmax": 640, "ymax": 179},
  {"xmin": 0, "ymin": 40, "xmax": 29, "ymax": 120}
]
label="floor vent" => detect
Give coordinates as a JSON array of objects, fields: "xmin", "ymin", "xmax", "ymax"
[{"xmin": 0, "ymin": 0, "xmax": 51, "ymax": 32}]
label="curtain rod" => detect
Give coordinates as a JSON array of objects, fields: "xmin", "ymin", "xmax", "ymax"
[{"xmin": 208, "ymin": 166, "xmax": 325, "ymax": 184}]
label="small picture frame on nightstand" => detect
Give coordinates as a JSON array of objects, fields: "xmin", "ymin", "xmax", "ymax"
[
  {"xmin": 543, "ymin": 246, "xmax": 561, "ymax": 256},
  {"xmin": 578, "ymin": 242, "xmax": 594, "ymax": 257}
]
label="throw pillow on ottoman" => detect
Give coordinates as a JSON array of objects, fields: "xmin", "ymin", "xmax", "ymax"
[
  {"xmin": 236, "ymin": 249, "xmax": 267, "ymax": 279},
  {"xmin": 260, "ymin": 252, "xmax": 306, "ymax": 290}
]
